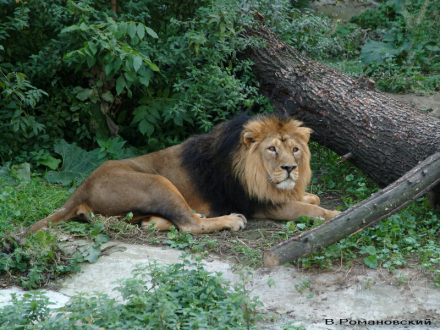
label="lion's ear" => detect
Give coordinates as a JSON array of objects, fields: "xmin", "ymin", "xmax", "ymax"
[
  {"xmin": 296, "ymin": 127, "xmax": 312, "ymax": 143},
  {"xmin": 243, "ymin": 131, "xmax": 256, "ymax": 147}
]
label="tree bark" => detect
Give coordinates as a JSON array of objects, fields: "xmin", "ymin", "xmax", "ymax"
[
  {"xmin": 263, "ymin": 152, "xmax": 440, "ymax": 267},
  {"xmin": 243, "ymin": 24, "xmax": 440, "ymax": 188}
]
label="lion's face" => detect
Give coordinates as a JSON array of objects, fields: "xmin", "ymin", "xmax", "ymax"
[
  {"xmin": 258, "ymin": 133, "xmax": 303, "ymax": 191},
  {"xmin": 233, "ymin": 116, "xmax": 312, "ymax": 203}
]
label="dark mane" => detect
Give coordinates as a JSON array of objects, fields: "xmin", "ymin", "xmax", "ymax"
[{"xmin": 180, "ymin": 115, "xmax": 274, "ymax": 217}]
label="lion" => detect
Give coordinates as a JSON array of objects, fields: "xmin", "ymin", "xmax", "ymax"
[{"xmin": 23, "ymin": 114, "xmax": 340, "ymax": 237}]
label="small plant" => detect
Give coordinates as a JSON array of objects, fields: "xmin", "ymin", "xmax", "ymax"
[
  {"xmin": 0, "ymin": 255, "xmax": 263, "ymax": 329},
  {"xmin": 294, "ymin": 279, "xmax": 313, "ymax": 299},
  {"xmin": 164, "ymin": 226, "xmax": 197, "ymax": 250},
  {"xmin": 282, "ymin": 321, "xmax": 306, "ymax": 330},
  {"xmin": 231, "ymin": 240, "xmax": 262, "ymax": 268},
  {"xmin": 294, "ymin": 279, "xmax": 312, "ymax": 293}
]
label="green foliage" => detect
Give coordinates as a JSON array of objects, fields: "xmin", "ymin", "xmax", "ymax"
[
  {"xmin": 0, "ymin": 170, "xmax": 111, "ymax": 289},
  {"xmin": 251, "ymin": 1, "xmax": 361, "ymax": 59},
  {"xmin": 294, "ymin": 279, "xmax": 313, "ymax": 298},
  {"xmin": 293, "ymin": 143, "xmax": 440, "ymax": 283},
  {"xmin": 309, "ymin": 142, "xmax": 379, "ymax": 204},
  {"xmin": 0, "ymin": 256, "xmax": 263, "ymax": 329},
  {"xmin": 0, "ymin": 292, "xmax": 51, "ymax": 328},
  {"xmin": 0, "ymin": 219, "xmax": 109, "ymax": 290},
  {"xmin": 93, "ymin": 136, "xmax": 137, "ymax": 161},
  {"xmin": 41, "ymin": 138, "xmax": 135, "ymax": 187},
  {"xmin": 45, "ymin": 139, "xmax": 100, "ymax": 187},
  {"xmin": 0, "ymin": 69, "xmax": 49, "ymax": 163},
  {"xmin": 353, "ymin": 0, "xmax": 440, "ymax": 92},
  {"xmin": 0, "ymin": 0, "xmax": 269, "ymax": 165},
  {"xmin": 163, "ymin": 226, "xmax": 218, "ymax": 254},
  {"xmin": 0, "ymin": 176, "xmax": 69, "ymax": 231}
]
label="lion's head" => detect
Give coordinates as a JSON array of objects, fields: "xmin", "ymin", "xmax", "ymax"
[{"xmin": 233, "ymin": 115, "xmax": 312, "ymax": 204}]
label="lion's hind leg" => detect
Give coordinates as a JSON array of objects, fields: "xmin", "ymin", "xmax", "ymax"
[
  {"xmin": 115, "ymin": 173, "xmax": 246, "ymax": 234},
  {"xmin": 140, "ymin": 216, "xmax": 174, "ymax": 231},
  {"xmin": 178, "ymin": 213, "xmax": 247, "ymax": 234},
  {"xmin": 138, "ymin": 214, "xmax": 247, "ymax": 234}
]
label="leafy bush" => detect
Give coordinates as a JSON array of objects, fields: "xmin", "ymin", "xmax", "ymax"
[
  {"xmin": 0, "ymin": 0, "xmax": 269, "ymax": 166},
  {"xmin": 354, "ymin": 0, "xmax": 440, "ymax": 92},
  {"xmin": 0, "ymin": 256, "xmax": 263, "ymax": 329},
  {"xmin": 251, "ymin": 1, "xmax": 360, "ymax": 59}
]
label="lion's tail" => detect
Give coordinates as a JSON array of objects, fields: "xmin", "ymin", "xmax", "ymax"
[
  {"xmin": 1, "ymin": 199, "xmax": 92, "ymax": 255},
  {"xmin": 23, "ymin": 200, "xmax": 93, "ymax": 238}
]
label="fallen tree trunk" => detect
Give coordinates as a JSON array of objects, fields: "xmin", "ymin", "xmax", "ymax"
[
  {"xmin": 263, "ymin": 152, "xmax": 440, "ymax": 267},
  {"xmin": 243, "ymin": 24, "xmax": 440, "ymax": 188}
]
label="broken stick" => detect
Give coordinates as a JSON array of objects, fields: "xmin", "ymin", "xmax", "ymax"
[{"xmin": 263, "ymin": 152, "xmax": 440, "ymax": 267}]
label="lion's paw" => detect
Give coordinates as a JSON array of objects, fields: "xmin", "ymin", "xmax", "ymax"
[
  {"xmin": 227, "ymin": 213, "xmax": 247, "ymax": 231},
  {"xmin": 326, "ymin": 210, "xmax": 341, "ymax": 220}
]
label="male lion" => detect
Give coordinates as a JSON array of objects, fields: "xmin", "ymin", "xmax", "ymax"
[{"xmin": 23, "ymin": 114, "xmax": 339, "ymax": 237}]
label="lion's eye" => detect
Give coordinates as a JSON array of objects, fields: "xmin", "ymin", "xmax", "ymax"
[
  {"xmin": 292, "ymin": 147, "xmax": 299, "ymax": 153},
  {"xmin": 268, "ymin": 146, "xmax": 276, "ymax": 152}
]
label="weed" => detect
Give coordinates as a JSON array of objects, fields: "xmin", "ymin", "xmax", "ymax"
[
  {"xmin": 294, "ymin": 279, "xmax": 312, "ymax": 294},
  {"xmin": 164, "ymin": 226, "xmax": 198, "ymax": 250},
  {"xmin": 281, "ymin": 322, "xmax": 306, "ymax": 330},
  {"xmin": 364, "ymin": 278, "xmax": 373, "ymax": 290},
  {"xmin": 231, "ymin": 240, "xmax": 262, "ymax": 268},
  {"xmin": 0, "ymin": 255, "xmax": 263, "ymax": 329}
]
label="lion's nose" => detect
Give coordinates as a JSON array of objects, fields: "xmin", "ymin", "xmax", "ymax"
[{"xmin": 281, "ymin": 165, "xmax": 297, "ymax": 173}]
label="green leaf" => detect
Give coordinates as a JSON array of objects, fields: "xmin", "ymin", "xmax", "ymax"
[
  {"xmin": 76, "ymin": 88, "xmax": 94, "ymax": 101},
  {"xmin": 364, "ymin": 255, "xmax": 378, "ymax": 269},
  {"xmin": 426, "ymin": 45, "xmax": 440, "ymax": 52},
  {"xmin": 86, "ymin": 56, "xmax": 96, "ymax": 68},
  {"xmin": 128, "ymin": 22, "xmax": 137, "ymax": 39},
  {"xmin": 133, "ymin": 55, "xmax": 143, "ymax": 72},
  {"xmin": 16, "ymin": 73, "xmax": 26, "ymax": 86},
  {"xmin": 150, "ymin": 105, "xmax": 160, "ymax": 119},
  {"xmin": 144, "ymin": 59, "xmax": 159, "ymax": 72},
  {"xmin": 139, "ymin": 118, "xmax": 155, "ymax": 136},
  {"xmin": 101, "ymin": 91, "xmax": 114, "ymax": 103},
  {"xmin": 139, "ymin": 77, "xmax": 150, "ymax": 87},
  {"xmin": 173, "ymin": 116, "xmax": 183, "ymax": 126},
  {"xmin": 116, "ymin": 75, "xmax": 126, "ymax": 95},
  {"xmin": 345, "ymin": 174, "xmax": 354, "ymax": 182},
  {"xmin": 15, "ymin": 163, "xmax": 31, "ymax": 181},
  {"xmin": 45, "ymin": 140, "xmax": 101, "ymax": 186},
  {"xmin": 94, "ymin": 233, "xmax": 109, "ymax": 245},
  {"xmin": 40, "ymin": 156, "xmax": 61, "ymax": 170},
  {"xmin": 364, "ymin": 245, "xmax": 376, "ymax": 255},
  {"xmin": 360, "ymin": 40, "xmax": 400, "ymax": 65},
  {"xmin": 136, "ymin": 24, "xmax": 145, "ymax": 40},
  {"xmin": 61, "ymin": 25, "xmax": 80, "ymax": 33},
  {"xmin": 146, "ymin": 27, "xmax": 158, "ymax": 38},
  {"xmin": 88, "ymin": 42, "xmax": 98, "ymax": 55},
  {"xmin": 84, "ymin": 245, "xmax": 101, "ymax": 263},
  {"xmin": 115, "ymin": 22, "xmax": 127, "ymax": 39},
  {"xmin": 104, "ymin": 62, "xmax": 114, "ymax": 76},
  {"xmin": 132, "ymin": 105, "xmax": 148, "ymax": 123}
]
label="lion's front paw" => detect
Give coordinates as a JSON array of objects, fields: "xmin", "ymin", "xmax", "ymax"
[
  {"xmin": 325, "ymin": 210, "xmax": 341, "ymax": 220},
  {"xmin": 227, "ymin": 213, "xmax": 247, "ymax": 231}
]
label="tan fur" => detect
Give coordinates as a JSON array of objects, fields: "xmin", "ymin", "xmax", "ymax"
[{"xmin": 23, "ymin": 115, "xmax": 339, "ymax": 238}]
